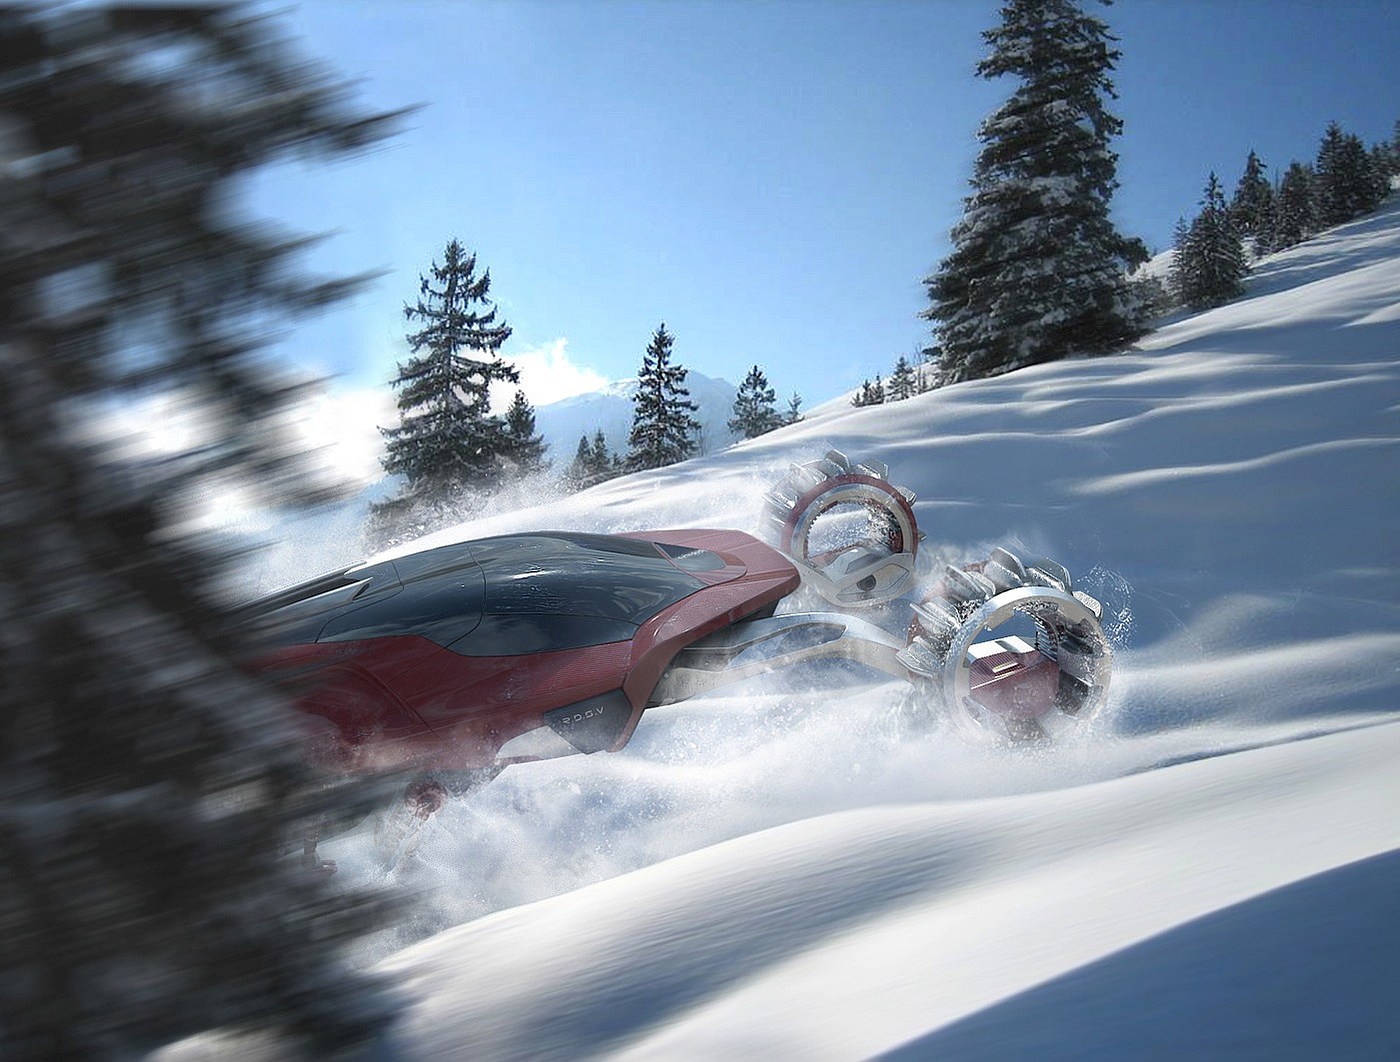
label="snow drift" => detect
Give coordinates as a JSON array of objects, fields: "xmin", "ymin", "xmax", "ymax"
[
  {"xmin": 175, "ymin": 198, "xmax": 1399, "ymax": 1059},
  {"xmin": 350, "ymin": 199, "xmax": 1400, "ymax": 1057}
]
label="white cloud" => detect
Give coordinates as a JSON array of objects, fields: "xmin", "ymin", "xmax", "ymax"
[{"xmin": 494, "ymin": 338, "xmax": 611, "ymax": 409}]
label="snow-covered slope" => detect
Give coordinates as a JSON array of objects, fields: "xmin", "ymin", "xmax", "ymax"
[
  {"xmin": 344, "ymin": 200, "xmax": 1400, "ymax": 1057},
  {"xmin": 383, "ymin": 722, "xmax": 1399, "ymax": 1060},
  {"xmin": 190, "ymin": 201, "xmax": 1399, "ymax": 1059}
]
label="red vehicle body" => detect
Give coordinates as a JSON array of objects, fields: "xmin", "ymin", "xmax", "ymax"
[{"xmin": 248, "ymin": 529, "xmax": 800, "ymax": 777}]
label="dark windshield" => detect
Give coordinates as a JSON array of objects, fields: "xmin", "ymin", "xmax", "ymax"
[{"xmin": 302, "ymin": 533, "xmax": 710, "ymax": 655}]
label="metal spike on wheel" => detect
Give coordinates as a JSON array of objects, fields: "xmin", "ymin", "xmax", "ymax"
[
  {"xmin": 898, "ymin": 547, "xmax": 1113, "ymax": 743},
  {"xmin": 764, "ymin": 450, "xmax": 922, "ymax": 609}
]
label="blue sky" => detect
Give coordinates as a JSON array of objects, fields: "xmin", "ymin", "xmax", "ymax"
[{"xmin": 255, "ymin": 0, "xmax": 1398, "ymax": 410}]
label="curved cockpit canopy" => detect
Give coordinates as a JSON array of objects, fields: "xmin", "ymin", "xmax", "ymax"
[{"xmin": 248, "ymin": 532, "xmax": 728, "ymax": 656}]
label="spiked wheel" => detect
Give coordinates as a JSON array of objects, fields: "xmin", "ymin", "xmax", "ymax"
[
  {"xmin": 764, "ymin": 450, "xmax": 920, "ymax": 609},
  {"xmin": 897, "ymin": 547, "xmax": 1113, "ymax": 743}
]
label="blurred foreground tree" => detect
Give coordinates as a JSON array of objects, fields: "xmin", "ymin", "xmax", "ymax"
[{"xmin": 0, "ymin": 7, "xmax": 404, "ymax": 1058}]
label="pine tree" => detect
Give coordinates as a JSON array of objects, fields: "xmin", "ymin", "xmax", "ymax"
[
  {"xmin": 567, "ymin": 434, "xmax": 593, "ymax": 487},
  {"xmin": 380, "ymin": 239, "xmax": 517, "ymax": 497},
  {"xmin": 1230, "ymin": 150, "xmax": 1275, "ymax": 253},
  {"xmin": 590, "ymin": 429, "xmax": 614, "ymax": 478},
  {"xmin": 1369, "ymin": 141, "xmax": 1394, "ymax": 205},
  {"xmin": 1168, "ymin": 216, "xmax": 1192, "ymax": 300},
  {"xmin": 626, "ymin": 324, "xmax": 700, "ymax": 471},
  {"xmin": 852, "ymin": 376, "xmax": 885, "ymax": 407},
  {"xmin": 503, "ymin": 389, "xmax": 547, "ymax": 475},
  {"xmin": 1272, "ymin": 162, "xmax": 1320, "ymax": 251},
  {"xmin": 784, "ymin": 391, "xmax": 804, "ymax": 425},
  {"xmin": 925, "ymin": 0, "xmax": 1148, "ymax": 384},
  {"xmin": 1316, "ymin": 122, "xmax": 1382, "ymax": 226},
  {"xmin": 886, "ymin": 355, "xmax": 918, "ymax": 401},
  {"xmin": 1126, "ymin": 270, "xmax": 1174, "ymax": 321},
  {"xmin": 1172, "ymin": 172, "xmax": 1248, "ymax": 310},
  {"xmin": 728, "ymin": 365, "xmax": 782, "ymax": 438},
  {"xmin": 0, "ymin": 7, "xmax": 402, "ymax": 1057},
  {"xmin": 564, "ymin": 430, "xmax": 615, "ymax": 489}
]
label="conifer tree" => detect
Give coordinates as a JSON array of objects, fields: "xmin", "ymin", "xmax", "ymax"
[
  {"xmin": 0, "ymin": 7, "xmax": 401, "ymax": 1057},
  {"xmin": 887, "ymin": 356, "xmax": 918, "ymax": 401},
  {"xmin": 1230, "ymin": 150, "xmax": 1275, "ymax": 253},
  {"xmin": 784, "ymin": 391, "xmax": 804, "ymax": 425},
  {"xmin": 591, "ymin": 429, "xmax": 613, "ymax": 476},
  {"xmin": 1172, "ymin": 173, "xmax": 1248, "ymax": 310},
  {"xmin": 503, "ymin": 389, "xmax": 547, "ymax": 475},
  {"xmin": 852, "ymin": 376, "xmax": 885, "ymax": 407},
  {"xmin": 925, "ymin": 0, "xmax": 1148, "ymax": 384},
  {"xmin": 1167, "ymin": 215, "xmax": 1193, "ymax": 304},
  {"xmin": 1316, "ymin": 122, "xmax": 1382, "ymax": 225},
  {"xmin": 380, "ymin": 240, "xmax": 517, "ymax": 498},
  {"xmin": 567, "ymin": 434, "xmax": 593, "ymax": 487},
  {"xmin": 1272, "ymin": 162, "xmax": 1320, "ymax": 251},
  {"xmin": 565, "ymin": 429, "xmax": 619, "ymax": 490},
  {"xmin": 728, "ymin": 365, "xmax": 782, "ymax": 438},
  {"xmin": 626, "ymin": 324, "xmax": 700, "ymax": 471},
  {"xmin": 1369, "ymin": 142, "xmax": 1394, "ymax": 204}
]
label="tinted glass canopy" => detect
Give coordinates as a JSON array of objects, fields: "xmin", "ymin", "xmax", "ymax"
[{"xmin": 306, "ymin": 533, "xmax": 718, "ymax": 655}]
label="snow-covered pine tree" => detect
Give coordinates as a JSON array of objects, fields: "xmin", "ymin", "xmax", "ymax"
[
  {"xmin": 925, "ymin": 0, "xmax": 1148, "ymax": 384},
  {"xmin": 564, "ymin": 429, "xmax": 619, "ymax": 490},
  {"xmin": 1316, "ymin": 122, "xmax": 1383, "ymax": 226},
  {"xmin": 0, "ymin": 7, "xmax": 402, "ymax": 1057},
  {"xmin": 1230, "ymin": 150, "xmax": 1275, "ymax": 253},
  {"xmin": 1167, "ymin": 216, "xmax": 1192, "ymax": 302},
  {"xmin": 1369, "ymin": 141, "xmax": 1394, "ymax": 204},
  {"xmin": 1272, "ymin": 162, "xmax": 1320, "ymax": 251},
  {"xmin": 626, "ymin": 324, "xmax": 700, "ymax": 471},
  {"xmin": 380, "ymin": 240, "xmax": 517, "ymax": 498},
  {"xmin": 851, "ymin": 376, "xmax": 885, "ymax": 407},
  {"xmin": 567, "ymin": 434, "xmax": 593, "ymax": 487},
  {"xmin": 503, "ymin": 389, "xmax": 547, "ymax": 476},
  {"xmin": 1126, "ymin": 269, "xmax": 1174, "ymax": 322},
  {"xmin": 728, "ymin": 365, "xmax": 782, "ymax": 438},
  {"xmin": 1173, "ymin": 172, "xmax": 1248, "ymax": 311},
  {"xmin": 784, "ymin": 391, "xmax": 804, "ymax": 425},
  {"xmin": 590, "ymin": 429, "xmax": 613, "ymax": 477},
  {"xmin": 886, "ymin": 356, "xmax": 918, "ymax": 401}
]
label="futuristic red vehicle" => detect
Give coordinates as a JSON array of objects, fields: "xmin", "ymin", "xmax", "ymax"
[{"xmin": 245, "ymin": 452, "xmax": 1114, "ymax": 871}]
